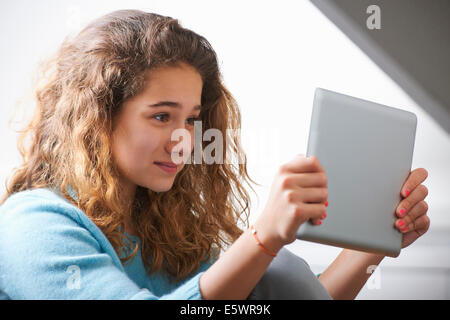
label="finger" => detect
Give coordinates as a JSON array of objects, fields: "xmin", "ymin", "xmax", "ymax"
[
  {"xmin": 285, "ymin": 188, "xmax": 328, "ymax": 225},
  {"xmin": 281, "ymin": 172, "xmax": 328, "ymax": 189},
  {"xmin": 403, "ymin": 200, "xmax": 429, "ymax": 223},
  {"xmin": 400, "ymin": 168, "xmax": 428, "ymax": 198},
  {"xmin": 287, "ymin": 187, "xmax": 328, "ymax": 204},
  {"xmin": 310, "ymin": 211, "xmax": 327, "ymax": 226},
  {"xmin": 395, "ymin": 200, "xmax": 428, "ymax": 230},
  {"xmin": 397, "ymin": 213, "xmax": 430, "ymax": 234},
  {"xmin": 281, "ymin": 155, "xmax": 326, "ymax": 174},
  {"xmin": 395, "ymin": 200, "xmax": 428, "ymax": 231},
  {"xmin": 300, "ymin": 202, "xmax": 327, "ymax": 226},
  {"xmin": 293, "ymin": 202, "xmax": 326, "ymax": 221},
  {"xmin": 396, "ymin": 184, "xmax": 428, "ymax": 218}
]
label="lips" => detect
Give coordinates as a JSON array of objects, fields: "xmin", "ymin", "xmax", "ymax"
[
  {"xmin": 154, "ymin": 161, "xmax": 178, "ymax": 174},
  {"xmin": 154, "ymin": 161, "xmax": 177, "ymax": 168}
]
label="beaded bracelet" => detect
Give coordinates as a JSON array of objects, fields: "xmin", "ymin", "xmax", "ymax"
[{"xmin": 249, "ymin": 225, "xmax": 277, "ymax": 257}]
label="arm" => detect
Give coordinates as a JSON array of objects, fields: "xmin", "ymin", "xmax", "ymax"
[
  {"xmin": 199, "ymin": 155, "xmax": 328, "ymax": 300},
  {"xmin": 0, "ymin": 193, "xmax": 204, "ymax": 300},
  {"xmin": 203, "ymin": 231, "xmax": 383, "ymax": 300},
  {"xmin": 199, "ymin": 222, "xmax": 283, "ymax": 300},
  {"xmin": 318, "ymin": 249, "xmax": 384, "ymax": 300}
]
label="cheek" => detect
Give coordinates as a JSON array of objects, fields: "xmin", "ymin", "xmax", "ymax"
[
  {"xmin": 134, "ymin": 129, "xmax": 161, "ymax": 154},
  {"xmin": 112, "ymin": 126, "xmax": 161, "ymax": 172}
]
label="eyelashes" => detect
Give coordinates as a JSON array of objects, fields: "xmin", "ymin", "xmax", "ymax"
[
  {"xmin": 153, "ymin": 113, "xmax": 169, "ymax": 122},
  {"xmin": 186, "ymin": 117, "xmax": 202, "ymax": 125},
  {"xmin": 152, "ymin": 113, "xmax": 201, "ymax": 125}
]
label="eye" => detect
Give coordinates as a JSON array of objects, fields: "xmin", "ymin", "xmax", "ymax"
[
  {"xmin": 153, "ymin": 113, "xmax": 169, "ymax": 122},
  {"xmin": 152, "ymin": 113, "xmax": 201, "ymax": 126},
  {"xmin": 186, "ymin": 116, "xmax": 201, "ymax": 126}
]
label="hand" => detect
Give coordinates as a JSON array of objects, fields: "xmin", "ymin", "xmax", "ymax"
[
  {"xmin": 254, "ymin": 154, "xmax": 328, "ymax": 252},
  {"xmin": 394, "ymin": 168, "xmax": 430, "ymax": 248}
]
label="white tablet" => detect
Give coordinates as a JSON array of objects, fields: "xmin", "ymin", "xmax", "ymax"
[{"xmin": 296, "ymin": 88, "xmax": 417, "ymax": 257}]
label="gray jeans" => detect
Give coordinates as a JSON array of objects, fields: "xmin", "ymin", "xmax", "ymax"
[{"xmin": 247, "ymin": 247, "xmax": 332, "ymax": 300}]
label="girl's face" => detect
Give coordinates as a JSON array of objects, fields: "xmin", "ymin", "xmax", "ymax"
[{"xmin": 112, "ymin": 62, "xmax": 203, "ymax": 195}]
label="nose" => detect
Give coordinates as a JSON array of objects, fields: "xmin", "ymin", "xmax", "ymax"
[
  {"xmin": 165, "ymin": 137, "xmax": 183, "ymax": 156},
  {"xmin": 165, "ymin": 127, "xmax": 194, "ymax": 162}
]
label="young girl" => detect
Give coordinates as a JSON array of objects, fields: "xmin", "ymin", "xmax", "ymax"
[{"xmin": 0, "ymin": 10, "xmax": 430, "ymax": 300}]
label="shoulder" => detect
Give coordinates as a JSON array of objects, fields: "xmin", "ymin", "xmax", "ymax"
[
  {"xmin": 0, "ymin": 189, "xmax": 141, "ymax": 299},
  {"xmin": 0, "ymin": 188, "xmax": 119, "ymax": 264},
  {"xmin": 0, "ymin": 188, "xmax": 83, "ymax": 225}
]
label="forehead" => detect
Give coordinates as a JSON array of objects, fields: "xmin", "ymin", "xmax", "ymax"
[
  {"xmin": 115, "ymin": 63, "xmax": 203, "ymax": 124},
  {"xmin": 141, "ymin": 63, "xmax": 203, "ymax": 98}
]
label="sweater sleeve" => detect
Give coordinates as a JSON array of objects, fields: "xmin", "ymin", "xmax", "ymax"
[{"xmin": 0, "ymin": 192, "xmax": 206, "ymax": 300}]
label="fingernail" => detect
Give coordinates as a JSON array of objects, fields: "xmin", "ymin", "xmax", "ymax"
[
  {"xmin": 404, "ymin": 190, "xmax": 410, "ymax": 197},
  {"xmin": 322, "ymin": 212, "xmax": 327, "ymax": 219},
  {"xmin": 325, "ymin": 200, "xmax": 329, "ymax": 207},
  {"xmin": 401, "ymin": 226, "xmax": 408, "ymax": 232},
  {"xmin": 318, "ymin": 220, "xmax": 322, "ymax": 225},
  {"xmin": 399, "ymin": 208, "xmax": 406, "ymax": 217},
  {"xmin": 398, "ymin": 220, "xmax": 405, "ymax": 227}
]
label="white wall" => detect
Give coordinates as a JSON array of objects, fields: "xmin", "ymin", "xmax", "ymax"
[{"xmin": 1, "ymin": 0, "xmax": 449, "ymax": 299}]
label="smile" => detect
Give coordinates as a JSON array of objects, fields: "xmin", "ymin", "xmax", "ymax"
[{"xmin": 154, "ymin": 162, "xmax": 177, "ymax": 174}]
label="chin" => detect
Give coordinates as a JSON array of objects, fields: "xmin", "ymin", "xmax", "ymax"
[
  {"xmin": 153, "ymin": 187, "xmax": 173, "ymax": 193},
  {"xmin": 146, "ymin": 182, "xmax": 174, "ymax": 193}
]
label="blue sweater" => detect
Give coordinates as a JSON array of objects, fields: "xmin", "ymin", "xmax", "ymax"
[{"xmin": 0, "ymin": 188, "xmax": 215, "ymax": 299}]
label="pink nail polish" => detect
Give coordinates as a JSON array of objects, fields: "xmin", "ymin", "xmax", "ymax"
[
  {"xmin": 404, "ymin": 190, "xmax": 410, "ymax": 197},
  {"xmin": 399, "ymin": 208, "xmax": 406, "ymax": 217},
  {"xmin": 398, "ymin": 220, "xmax": 405, "ymax": 227}
]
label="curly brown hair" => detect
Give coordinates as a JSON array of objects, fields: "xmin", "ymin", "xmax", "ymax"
[{"xmin": 1, "ymin": 9, "xmax": 259, "ymax": 283}]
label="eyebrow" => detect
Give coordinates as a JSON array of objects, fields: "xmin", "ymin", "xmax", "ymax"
[{"xmin": 148, "ymin": 101, "xmax": 202, "ymax": 111}]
